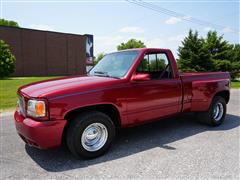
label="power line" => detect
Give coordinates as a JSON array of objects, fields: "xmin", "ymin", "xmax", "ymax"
[
  {"xmin": 140, "ymin": 0, "xmax": 239, "ymax": 31},
  {"xmin": 126, "ymin": 0, "xmax": 239, "ymax": 34}
]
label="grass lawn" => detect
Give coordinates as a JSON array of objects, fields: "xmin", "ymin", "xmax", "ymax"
[
  {"xmin": 231, "ymin": 80, "xmax": 240, "ymax": 89},
  {"xmin": 0, "ymin": 76, "xmax": 61, "ymax": 112},
  {"xmin": 0, "ymin": 77, "xmax": 239, "ymax": 112}
]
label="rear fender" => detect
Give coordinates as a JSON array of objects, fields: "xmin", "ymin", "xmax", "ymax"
[{"xmin": 191, "ymin": 79, "xmax": 230, "ymax": 112}]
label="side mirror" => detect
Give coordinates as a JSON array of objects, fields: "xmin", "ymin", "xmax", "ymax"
[{"xmin": 131, "ymin": 73, "xmax": 150, "ymax": 82}]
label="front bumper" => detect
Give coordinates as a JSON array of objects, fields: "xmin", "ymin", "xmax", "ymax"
[{"xmin": 14, "ymin": 110, "xmax": 67, "ymax": 149}]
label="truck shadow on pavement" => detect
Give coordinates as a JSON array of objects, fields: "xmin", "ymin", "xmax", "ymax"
[{"xmin": 25, "ymin": 113, "xmax": 240, "ymax": 172}]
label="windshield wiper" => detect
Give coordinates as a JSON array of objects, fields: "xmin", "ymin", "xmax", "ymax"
[
  {"xmin": 93, "ymin": 71, "xmax": 120, "ymax": 79},
  {"xmin": 94, "ymin": 71, "xmax": 108, "ymax": 75}
]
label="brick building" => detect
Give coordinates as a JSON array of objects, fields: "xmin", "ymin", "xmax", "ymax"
[{"xmin": 0, "ymin": 26, "xmax": 93, "ymax": 76}]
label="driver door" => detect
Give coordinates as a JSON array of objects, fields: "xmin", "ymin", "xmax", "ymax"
[{"xmin": 126, "ymin": 52, "xmax": 182, "ymax": 125}]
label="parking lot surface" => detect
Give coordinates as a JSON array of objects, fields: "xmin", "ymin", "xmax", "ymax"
[{"xmin": 0, "ymin": 90, "xmax": 239, "ymax": 179}]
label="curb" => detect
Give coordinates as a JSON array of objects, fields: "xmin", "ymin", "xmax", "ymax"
[{"xmin": 0, "ymin": 111, "xmax": 14, "ymax": 118}]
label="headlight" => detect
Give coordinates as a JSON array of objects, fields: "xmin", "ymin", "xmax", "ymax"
[{"xmin": 27, "ymin": 100, "xmax": 46, "ymax": 117}]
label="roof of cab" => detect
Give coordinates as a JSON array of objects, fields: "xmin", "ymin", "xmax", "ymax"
[{"xmin": 117, "ymin": 48, "xmax": 171, "ymax": 52}]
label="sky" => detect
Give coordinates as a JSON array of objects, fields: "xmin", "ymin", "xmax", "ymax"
[{"xmin": 0, "ymin": 0, "xmax": 239, "ymax": 58}]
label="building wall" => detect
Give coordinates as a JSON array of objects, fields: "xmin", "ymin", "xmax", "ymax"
[{"xmin": 0, "ymin": 26, "xmax": 87, "ymax": 76}]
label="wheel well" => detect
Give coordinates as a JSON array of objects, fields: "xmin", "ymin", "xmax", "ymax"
[
  {"xmin": 214, "ymin": 90, "xmax": 230, "ymax": 104},
  {"xmin": 64, "ymin": 104, "xmax": 121, "ymax": 128},
  {"xmin": 61, "ymin": 104, "xmax": 121, "ymax": 146}
]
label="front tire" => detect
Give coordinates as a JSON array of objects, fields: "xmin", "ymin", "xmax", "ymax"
[
  {"xmin": 66, "ymin": 111, "xmax": 116, "ymax": 158},
  {"xmin": 197, "ymin": 96, "xmax": 226, "ymax": 126}
]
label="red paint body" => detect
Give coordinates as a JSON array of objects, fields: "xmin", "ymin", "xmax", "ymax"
[{"xmin": 14, "ymin": 48, "xmax": 230, "ymax": 149}]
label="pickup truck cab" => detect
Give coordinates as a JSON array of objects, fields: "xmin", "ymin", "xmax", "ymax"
[{"xmin": 14, "ymin": 48, "xmax": 230, "ymax": 158}]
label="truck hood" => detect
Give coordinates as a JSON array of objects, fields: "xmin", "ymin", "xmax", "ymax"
[{"xmin": 19, "ymin": 75, "xmax": 121, "ymax": 99}]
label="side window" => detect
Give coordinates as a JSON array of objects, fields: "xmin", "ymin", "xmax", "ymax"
[
  {"xmin": 149, "ymin": 54, "xmax": 157, "ymax": 71},
  {"xmin": 137, "ymin": 54, "xmax": 149, "ymax": 72},
  {"xmin": 136, "ymin": 52, "xmax": 172, "ymax": 79},
  {"xmin": 157, "ymin": 53, "xmax": 168, "ymax": 71}
]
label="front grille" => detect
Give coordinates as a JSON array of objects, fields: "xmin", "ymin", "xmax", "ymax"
[{"xmin": 18, "ymin": 95, "xmax": 25, "ymax": 116}]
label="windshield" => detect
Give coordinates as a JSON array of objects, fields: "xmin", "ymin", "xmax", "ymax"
[{"xmin": 89, "ymin": 51, "xmax": 140, "ymax": 78}]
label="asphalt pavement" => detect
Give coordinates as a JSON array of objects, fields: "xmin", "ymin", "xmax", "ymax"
[{"xmin": 0, "ymin": 90, "xmax": 239, "ymax": 179}]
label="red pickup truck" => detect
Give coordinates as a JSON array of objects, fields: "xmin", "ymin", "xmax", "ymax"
[{"xmin": 14, "ymin": 48, "xmax": 230, "ymax": 158}]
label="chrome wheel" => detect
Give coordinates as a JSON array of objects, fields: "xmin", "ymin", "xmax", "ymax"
[
  {"xmin": 81, "ymin": 123, "xmax": 108, "ymax": 152},
  {"xmin": 212, "ymin": 102, "xmax": 224, "ymax": 121}
]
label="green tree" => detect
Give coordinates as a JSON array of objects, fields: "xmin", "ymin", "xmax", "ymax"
[
  {"xmin": 229, "ymin": 44, "xmax": 240, "ymax": 78},
  {"xmin": 0, "ymin": 40, "xmax": 16, "ymax": 77},
  {"xmin": 117, "ymin": 39, "xmax": 146, "ymax": 51},
  {"xmin": 205, "ymin": 31, "xmax": 232, "ymax": 60},
  {"xmin": 0, "ymin": 19, "xmax": 19, "ymax": 27},
  {"xmin": 177, "ymin": 30, "xmax": 240, "ymax": 79},
  {"xmin": 231, "ymin": 44, "xmax": 240, "ymax": 62},
  {"xmin": 94, "ymin": 53, "xmax": 106, "ymax": 65},
  {"xmin": 205, "ymin": 31, "xmax": 240, "ymax": 79},
  {"xmin": 177, "ymin": 30, "xmax": 213, "ymax": 72}
]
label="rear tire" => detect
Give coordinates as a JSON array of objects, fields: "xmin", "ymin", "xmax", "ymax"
[
  {"xmin": 66, "ymin": 111, "xmax": 116, "ymax": 158},
  {"xmin": 197, "ymin": 96, "xmax": 226, "ymax": 126}
]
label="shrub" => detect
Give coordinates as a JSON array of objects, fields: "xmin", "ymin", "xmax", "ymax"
[
  {"xmin": 0, "ymin": 19, "xmax": 19, "ymax": 27},
  {"xmin": 0, "ymin": 40, "xmax": 16, "ymax": 77}
]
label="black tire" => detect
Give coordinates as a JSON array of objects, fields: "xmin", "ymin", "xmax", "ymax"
[
  {"xmin": 197, "ymin": 96, "xmax": 226, "ymax": 126},
  {"xmin": 66, "ymin": 111, "xmax": 116, "ymax": 158}
]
